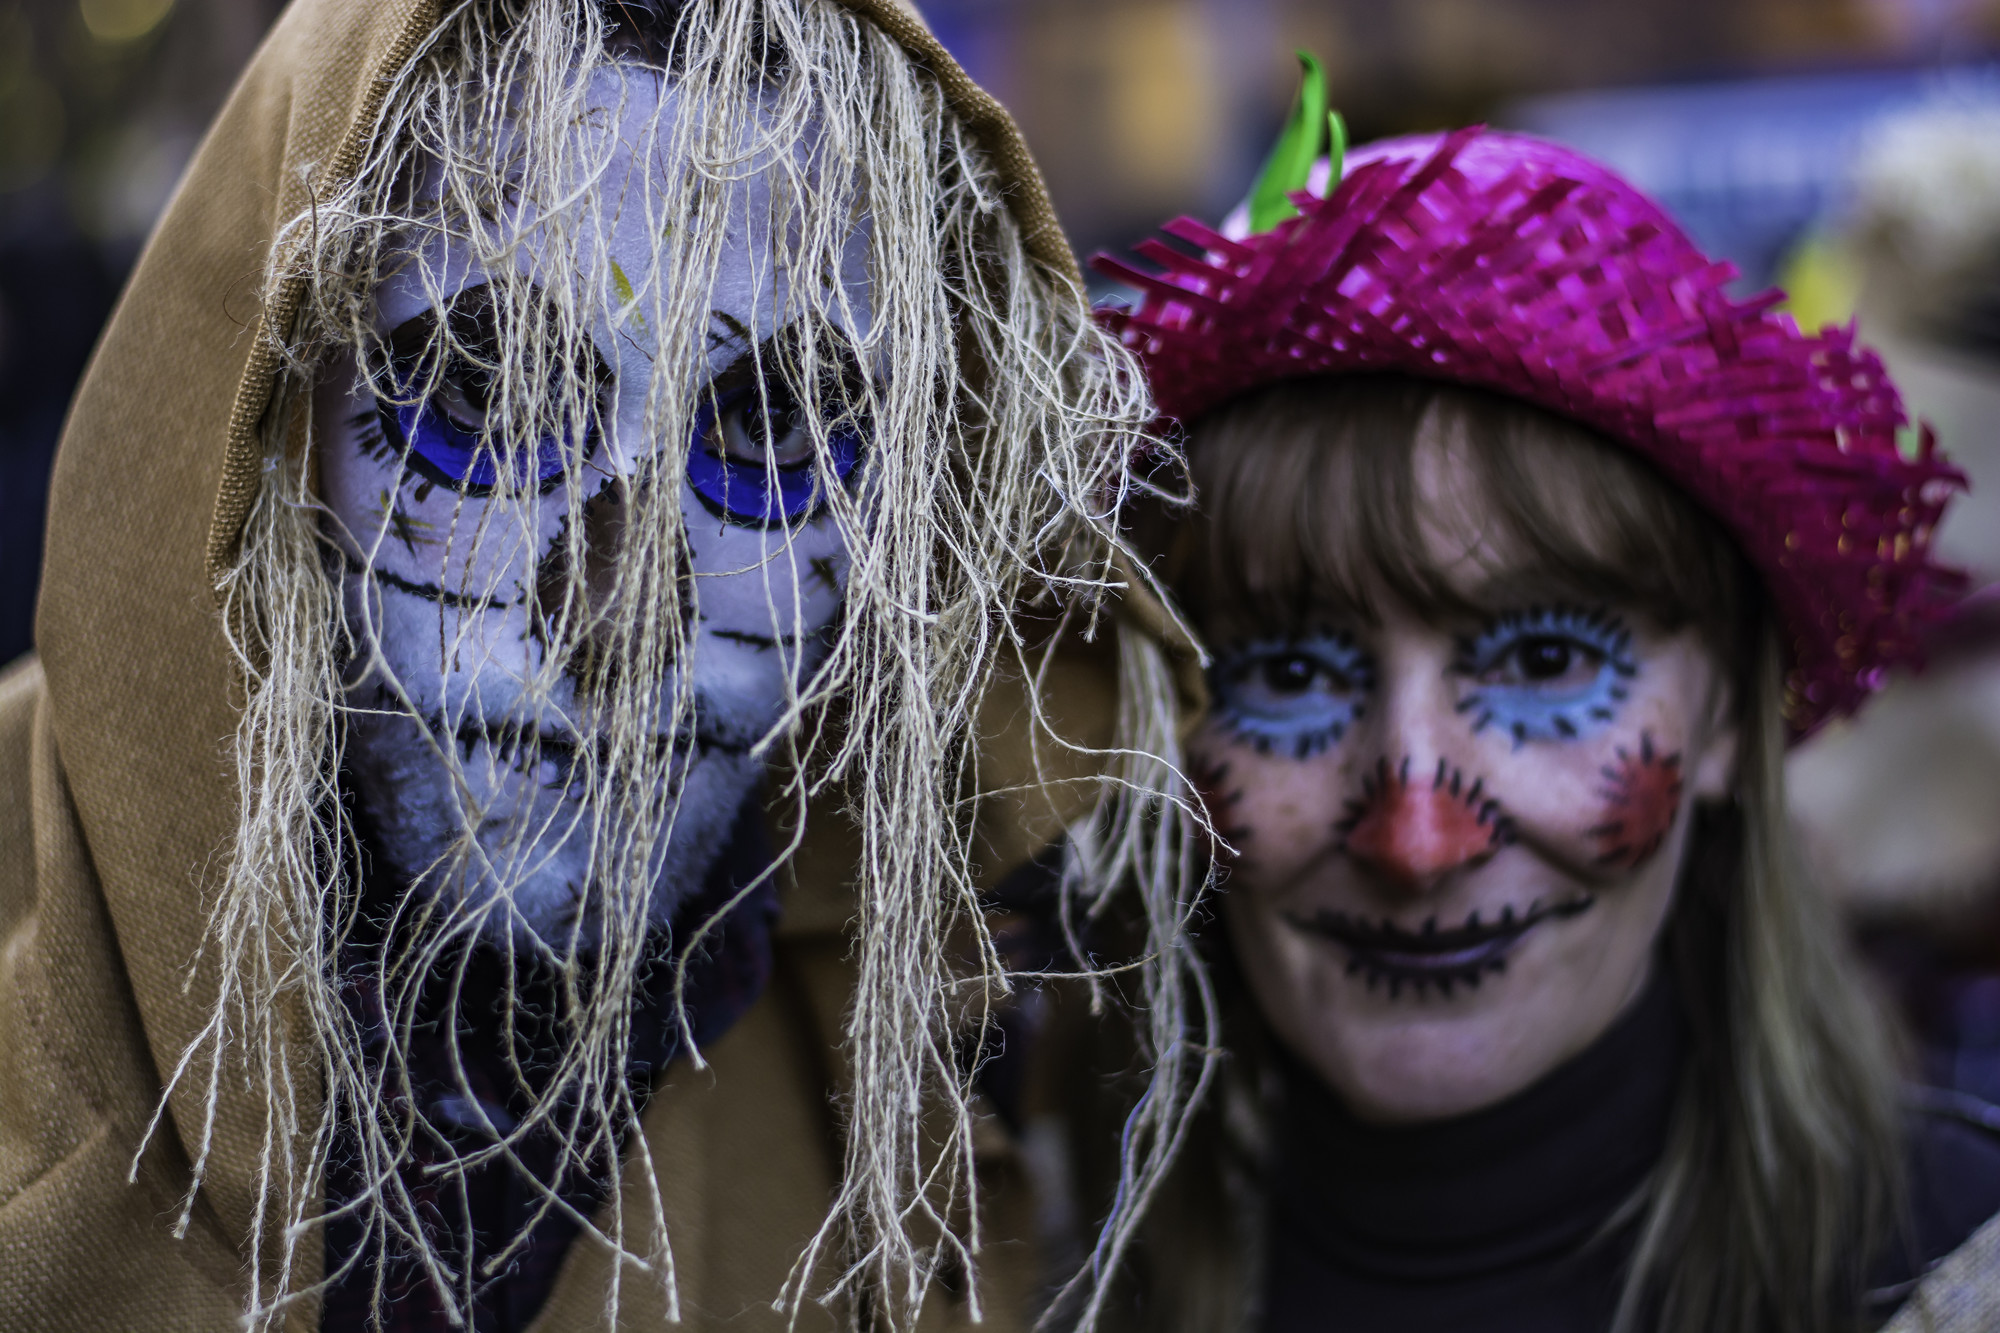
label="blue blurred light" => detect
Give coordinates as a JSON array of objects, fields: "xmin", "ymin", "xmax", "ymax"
[{"xmin": 1507, "ymin": 66, "xmax": 2000, "ymax": 288}]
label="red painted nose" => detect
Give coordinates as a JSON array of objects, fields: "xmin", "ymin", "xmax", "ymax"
[{"xmin": 1338, "ymin": 757, "xmax": 1513, "ymax": 890}]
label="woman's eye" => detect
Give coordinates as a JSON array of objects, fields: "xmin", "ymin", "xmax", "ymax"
[
  {"xmin": 1261, "ymin": 655, "xmax": 1317, "ymax": 695},
  {"xmin": 687, "ymin": 381, "xmax": 865, "ymax": 527},
  {"xmin": 1211, "ymin": 635, "xmax": 1372, "ymax": 759},
  {"xmin": 1259, "ymin": 654, "xmax": 1354, "ymax": 697},
  {"xmin": 1501, "ymin": 636, "xmax": 1604, "ymax": 687},
  {"xmin": 1457, "ymin": 608, "xmax": 1637, "ymax": 745}
]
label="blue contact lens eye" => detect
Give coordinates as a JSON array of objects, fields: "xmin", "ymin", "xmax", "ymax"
[
  {"xmin": 687, "ymin": 387, "xmax": 864, "ymax": 526},
  {"xmin": 390, "ymin": 399, "xmax": 570, "ymax": 495},
  {"xmin": 1454, "ymin": 605, "xmax": 1638, "ymax": 746},
  {"xmin": 1210, "ymin": 633, "xmax": 1373, "ymax": 760}
]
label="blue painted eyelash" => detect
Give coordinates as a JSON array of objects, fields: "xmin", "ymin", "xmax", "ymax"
[
  {"xmin": 686, "ymin": 385, "xmax": 864, "ymax": 527},
  {"xmin": 351, "ymin": 411, "xmax": 443, "ymax": 506},
  {"xmin": 1209, "ymin": 633, "xmax": 1374, "ymax": 760},
  {"xmin": 368, "ymin": 284, "xmax": 615, "ymax": 498},
  {"xmin": 1453, "ymin": 605, "xmax": 1637, "ymax": 746},
  {"xmin": 362, "ymin": 377, "xmax": 865, "ymax": 521},
  {"xmin": 382, "ymin": 396, "xmax": 575, "ymax": 497}
]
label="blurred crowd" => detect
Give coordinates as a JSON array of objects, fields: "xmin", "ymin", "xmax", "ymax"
[{"xmin": 6, "ymin": 0, "xmax": 2000, "ymax": 1073}]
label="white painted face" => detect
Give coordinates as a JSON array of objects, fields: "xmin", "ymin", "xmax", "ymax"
[{"xmin": 316, "ymin": 68, "xmax": 869, "ymax": 951}]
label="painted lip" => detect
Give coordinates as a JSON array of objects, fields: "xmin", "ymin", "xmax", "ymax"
[{"xmin": 1282, "ymin": 895, "xmax": 1596, "ymax": 996}]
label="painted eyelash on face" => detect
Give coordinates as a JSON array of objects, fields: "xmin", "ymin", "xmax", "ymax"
[
  {"xmin": 380, "ymin": 394, "xmax": 574, "ymax": 497},
  {"xmin": 1209, "ymin": 633, "xmax": 1374, "ymax": 759},
  {"xmin": 349, "ymin": 410, "xmax": 443, "ymax": 510},
  {"xmin": 686, "ymin": 380, "xmax": 865, "ymax": 527},
  {"xmin": 376, "ymin": 284, "xmax": 609, "ymax": 499},
  {"xmin": 361, "ymin": 300, "xmax": 867, "ymax": 527},
  {"xmin": 1452, "ymin": 604, "xmax": 1638, "ymax": 746}
]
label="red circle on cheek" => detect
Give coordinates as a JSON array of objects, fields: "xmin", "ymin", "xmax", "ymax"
[{"xmin": 1585, "ymin": 732, "xmax": 1685, "ymax": 869}]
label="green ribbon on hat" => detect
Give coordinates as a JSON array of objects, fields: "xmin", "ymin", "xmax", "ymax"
[{"xmin": 1248, "ymin": 51, "xmax": 1347, "ymax": 234}]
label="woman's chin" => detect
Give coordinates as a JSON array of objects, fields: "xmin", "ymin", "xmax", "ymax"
[
  {"xmin": 1271, "ymin": 937, "xmax": 1651, "ymax": 1124},
  {"xmin": 1300, "ymin": 1014, "xmax": 1563, "ymax": 1124}
]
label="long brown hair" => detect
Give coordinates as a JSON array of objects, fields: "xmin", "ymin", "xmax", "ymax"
[{"xmin": 1135, "ymin": 374, "xmax": 1906, "ymax": 1333}]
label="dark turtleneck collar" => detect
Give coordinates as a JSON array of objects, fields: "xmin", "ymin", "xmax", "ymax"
[{"xmin": 1264, "ymin": 968, "xmax": 1684, "ymax": 1333}]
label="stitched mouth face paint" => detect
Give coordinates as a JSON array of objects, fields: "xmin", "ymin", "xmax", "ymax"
[{"xmin": 1285, "ymin": 896, "xmax": 1597, "ymax": 997}]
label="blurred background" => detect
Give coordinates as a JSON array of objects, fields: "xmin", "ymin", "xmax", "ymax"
[
  {"xmin": 0, "ymin": 0, "xmax": 283, "ymax": 664},
  {"xmin": 7, "ymin": 0, "xmax": 2000, "ymax": 1078}
]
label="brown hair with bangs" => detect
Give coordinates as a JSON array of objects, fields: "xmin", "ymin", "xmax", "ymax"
[
  {"xmin": 1132, "ymin": 374, "xmax": 1907, "ymax": 1333},
  {"xmin": 1174, "ymin": 375, "xmax": 1749, "ymax": 674}
]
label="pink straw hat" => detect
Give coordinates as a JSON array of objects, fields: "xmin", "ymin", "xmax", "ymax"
[{"xmin": 1096, "ymin": 125, "xmax": 1966, "ymax": 737}]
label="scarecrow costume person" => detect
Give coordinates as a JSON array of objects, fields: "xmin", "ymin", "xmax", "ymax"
[
  {"xmin": 0, "ymin": 1, "xmax": 1210, "ymax": 1329},
  {"xmin": 1077, "ymin": 70, "xmax": 2000, "ymax": 1333}
]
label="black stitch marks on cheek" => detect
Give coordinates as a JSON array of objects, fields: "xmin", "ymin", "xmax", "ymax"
[
  {"xmin": 373, "ymin": 490, "xmax": 438, "ymax": 554},
  {"xmin": 1294, "ymin": 729, "xmax": 1339, "ymax": 761},
  {"xmin": 710, "ymin": 628, "xmax": 778, "ymax": 650},
  {"xmin": 707, "ymin": 626, "xmax": 833, "ymax": 652},
  {"xmin": 368, "ymin": 567, "xmax": 526, "ymax": 611},
  {"xmin": 1452, "ymin": 695, "xmax": 1498, "ymax": 738},
  {"xmin": 1189, "ymin": 754, "xmax": 1254, "ymax": 852},
  {"xmin": 808, "ymin": 555, "xmax": 840, "ymax": 595}
]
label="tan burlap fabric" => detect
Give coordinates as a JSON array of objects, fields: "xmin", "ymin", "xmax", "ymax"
[{"xmin": 0, "ymin": 1, "xmax": 1150, "ymax": 1327}]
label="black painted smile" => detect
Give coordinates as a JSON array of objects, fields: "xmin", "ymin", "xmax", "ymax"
[{"xmin": 1282, "ymin": 896, "xmax": 1596, "ymax": 998}]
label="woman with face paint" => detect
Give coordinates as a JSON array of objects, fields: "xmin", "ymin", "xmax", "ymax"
[
  {"xmin": 1080, "ymin": 99, "xmax": 2000, "ymax": 1333},
  {"xmin": 0, "ymin": 1, "xmax": 1211, "ymax": 1331}
]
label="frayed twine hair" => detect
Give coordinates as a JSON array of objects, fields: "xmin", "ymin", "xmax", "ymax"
[{"xmin": 139, "ymin": 1, "xmax": 1217, "ymax": 1328}]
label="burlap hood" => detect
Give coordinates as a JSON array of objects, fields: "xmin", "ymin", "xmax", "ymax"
[{"xmin": 0, "ymin": 2, "xmax": 1192, "ymax": 1328}]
